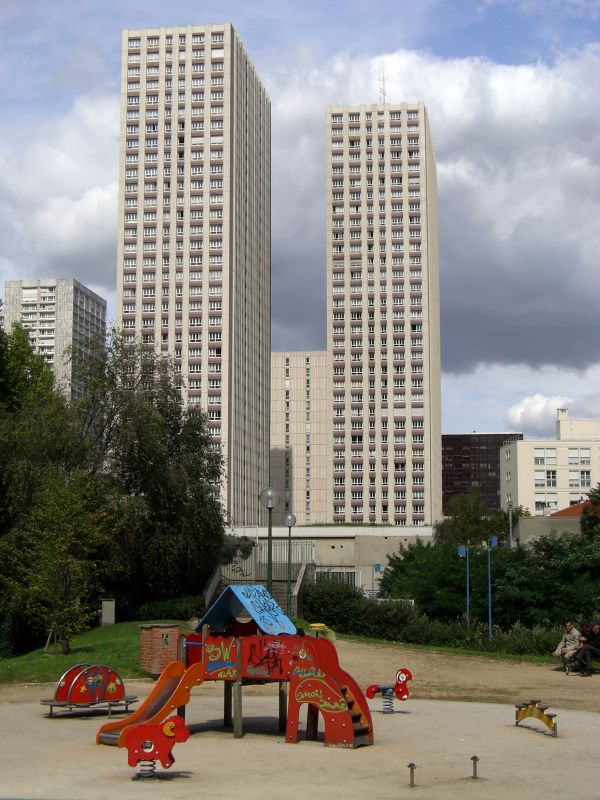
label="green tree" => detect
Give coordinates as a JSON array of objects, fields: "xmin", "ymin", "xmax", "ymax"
[
  {"xmin": 581, "ymin": 483, "xmax": 600, "ymax": 540},
  {"xmin": 72, "ymin": 331, "xmax": 226, "ymax": 601},
  {"xmin": 6, "ymin": 470, "xmax": 115, "ymax": 654},
  {"xmin": 434, "ymin": 488, "xmax": 528, "ymax": 546}
]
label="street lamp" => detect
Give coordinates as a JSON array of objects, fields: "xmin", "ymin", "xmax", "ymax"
[
  {"xmin": 259, "ymin": 487, "xmax": 280, "ymax": 594},
  {"xmin": 484, "ymin": 535, "xmax": 498, "ymax": 640},
  {"xmin": 507, "ymin": 500, "xmax": 513, "ymax": 550},
  {"xmin": 456, "ymin": 542, "xmax": 470, "ymax": 628},
  {"xmin": 283, "ymin": 512, "xmax": 296, "ymax": 617}
]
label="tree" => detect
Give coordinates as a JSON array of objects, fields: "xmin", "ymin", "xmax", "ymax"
[
  {"xmin": 6, "ymin": 470, "xmax": 115, "ymax": 654},
  {"xmin": 433, "ymin": 488, "xmax": 528, "ymax": 547},
  {"xmin": 72, "ymin": 331, "xmax": 226, "ymax": 601},
  {"xmin": 581, "ymin": 483, "xmax": 600, "ymax": 540}
]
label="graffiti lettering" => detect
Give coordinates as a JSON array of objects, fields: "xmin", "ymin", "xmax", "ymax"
[
  {"xmin": 295, "ymin": 687, "xmax": 347, "ymax": 713},
  {"xmin": 248, "ymin": 641, "xmax": 283, "ymax": 676},
  {"xmin": 246, "ymin": 666, "xmax": 269, "ymax": 677},
  {"xmin": 239, "ymin": 586, "xmax": 284, "ymax": 633},
  {"xmin": 291, "ymin": 667, "xmax": 324, "ymax": 678},
  {"xmin": 214, "ymin": 667, "xmax": 237, "ymax": 679}
]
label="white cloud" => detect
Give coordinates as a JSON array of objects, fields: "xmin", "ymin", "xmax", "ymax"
[
  {"xmin": 0, "ymin": 92, "xmax": 118, "ymax": 316},
  {"xmin": 506, "ymin": 393, "xmax": 573, "ymax": 434}
]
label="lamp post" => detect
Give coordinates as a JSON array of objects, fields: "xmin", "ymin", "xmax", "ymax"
[
  {"xmin": 485, "ymin": 535, "xmax": 498, "ymax": 640},
  {"xmin": 259, "ymin": 487, "xmax": 280, "ymax": 594},
  {"xmin": 507, "ymin": 500, "xmax": 513, "ymax": 549},
  {"xmin": 283, "ymin": 512, "xmax": 296, "ymax": 617},
  {"xmin": 457, "ymin": 543, "xmax": 470, "ymax": 628}
]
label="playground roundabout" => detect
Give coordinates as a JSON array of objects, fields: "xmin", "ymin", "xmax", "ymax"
[{"xmin": 2, "ymin": 639, "xmax": 600, "ymax": 799}]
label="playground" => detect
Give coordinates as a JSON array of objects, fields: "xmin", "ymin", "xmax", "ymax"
[{"xmin": 2, "ymin": 586, "xmax": 600, "ymax": 798}]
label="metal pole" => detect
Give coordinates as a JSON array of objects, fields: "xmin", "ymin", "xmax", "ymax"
[
  {"xmin": 508, "ymin": 502, "xmax": 513, "ymax": 549},
  {"xmin": 466, "ymin": 544, "xmax": 470, "ymax": 629},
  {"xmin": 286, "ymin": 522, "xmax": 292, "ymax": 617},
  {"xmin": 487, "ymin": 544, "xmax": 492, "ymax": 640},
  {"xmin": 267, "ymin": 506, "xmax": 273, "ymax": 594}
]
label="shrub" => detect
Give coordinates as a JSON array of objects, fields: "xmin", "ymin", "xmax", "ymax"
[
  {"xmin": 301, "ymin": 579, "xmax": 563, "ymax": 657},
  {"xmin": 137, "ymin": 595, "xmax": 205, "ymax": 621},
  {"xmin": 302, "ymin": 580, "xmax": 364, "ymax": 633}
]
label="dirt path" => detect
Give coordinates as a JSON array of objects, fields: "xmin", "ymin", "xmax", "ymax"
[{"xmin": 333, "ymin": 639, "xmax": 600, "ymax": 712}]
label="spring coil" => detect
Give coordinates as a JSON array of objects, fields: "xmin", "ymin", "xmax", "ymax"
[
  {"xmin": 382, "ymin": 688, "xmax": 395, "ymax": 714},
  {"xmin": 136, "ymin": 759, "xmax": 157, "ymax": 780}
]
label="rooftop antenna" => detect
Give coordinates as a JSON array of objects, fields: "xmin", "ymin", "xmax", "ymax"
[{"xmin": 379, "ymin": 63, "xmax": 387, "ymax": 105}]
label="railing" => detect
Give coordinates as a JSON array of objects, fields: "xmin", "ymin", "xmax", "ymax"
[{"xmin": 221, "ymin": 539, "xmax": 315, "ymax": 585}]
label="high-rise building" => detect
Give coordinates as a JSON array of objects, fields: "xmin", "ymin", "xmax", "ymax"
[
  {"xmin": 2, "ymin": 278, "xmax": 106, "ymax": 397},
  {"xmin": 271, "ymin": 351, "xmax": 329, "ymax": 525},
  {"xmin": 442, "ymin": 432, "xmax": 523, "ymax": 512},
  {"xmin": 326, "ymin": 103, "xmax": 441, "ymax": 526},
  {"xmin": 117, "ymin": 24, "xmax": 271, "ymax": 524}
]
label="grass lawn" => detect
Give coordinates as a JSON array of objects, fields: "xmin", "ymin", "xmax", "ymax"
[
  {"xmin": 0, "ymin": 621, "xmax": 188, "ymax": 684},
  {"xmin": 0, "ymin": 618, "xmax": 554, "ymax": 684}
]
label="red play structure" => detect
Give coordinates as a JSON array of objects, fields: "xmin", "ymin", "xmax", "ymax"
[
  {"xmin": 96, "ymin": 586, "xmax": 373, "ymax": 753},
  {"xmin": 41, "ymin": 664, "xmax": 137, "ymax": 717},
  {"xmin": 183, "ymin": 585, "xmax": 373, "ymax": 748}
]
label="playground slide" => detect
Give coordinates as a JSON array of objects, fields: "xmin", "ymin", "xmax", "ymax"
[{"xmin": 96, "ymin": 661, "xmax": 204, "ymax": 747}]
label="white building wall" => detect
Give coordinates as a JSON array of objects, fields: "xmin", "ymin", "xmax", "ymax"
[
  {"xmin": 501, "ymin": 411, "xmax": 600, "ymax": 515},
  {"xmin": 117, "ymin": 24, "xmax": 270, "ymax": 525},
  {"xmin": 3, "ymin": 278, "xmax": 106, "ymax": 397}
]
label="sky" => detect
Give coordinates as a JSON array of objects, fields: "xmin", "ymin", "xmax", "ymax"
[{"xmin": 0, "ymin": 0, "xmax": 599, "ymax": 438}]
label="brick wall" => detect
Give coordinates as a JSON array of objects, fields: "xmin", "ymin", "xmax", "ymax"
[{"xmin": 139, "ymin": 624, "xmax": 180, "ymax": 675}]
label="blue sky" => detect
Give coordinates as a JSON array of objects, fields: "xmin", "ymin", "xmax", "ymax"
[{"xmin": 1, "ymin": 0, "xmax": 599, "ymax": 436}]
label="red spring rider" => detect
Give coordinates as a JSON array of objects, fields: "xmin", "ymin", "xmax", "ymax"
[{"xmin": 366, "ymin": 668, "xmax": 412, "ymax": 713}]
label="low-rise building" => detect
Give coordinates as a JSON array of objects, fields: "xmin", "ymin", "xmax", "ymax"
[{"xmin": 500, "ymin": 409, "xmax": 600, "ymax": 516}]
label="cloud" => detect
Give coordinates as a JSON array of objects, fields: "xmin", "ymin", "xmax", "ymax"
[
  {"xmin": 505, "ymin": 393, "xmax": 573, "ymax": 435},
  {"xmin": 266, "ymin": 44, "xmax": 600, "ymax": 375},
  {"xmin": 0, "ymin": 92, "xmax": 119, "ymax": 317},
  {"xmin": 442, "ymin": 362, "xmax": 600, "ymax": 435}
]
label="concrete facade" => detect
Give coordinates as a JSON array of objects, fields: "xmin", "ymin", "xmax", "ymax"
[
  {"xmin": 325, "ymin": 103, "xmax": 442, "ymax": 527},
  {"xmin": 2, "ymin": 278, "xmax": 106, "ymax": 398},
  {"xmin": 270, "ymin": 351, "xmax": 329, "ymax": 525},
  {"xmin": 231, "ymin": 524, "xmax": 433, "ymax": 594},
  {"xmin": 117, "ymin": 25, "xmax": 270, "ymax": 525},
  {"xmin": 500, "ymin": 410, "xmax": 600, "ymax": 516}
]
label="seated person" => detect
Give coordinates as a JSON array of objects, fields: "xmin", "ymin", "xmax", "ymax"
[
  {"xmin": 553, "ymin": 620, "xmax": 580, "ymax": 669},
  {"xmin": 574, "ymin": 620, "xmax": 600, "ymax": 677}
]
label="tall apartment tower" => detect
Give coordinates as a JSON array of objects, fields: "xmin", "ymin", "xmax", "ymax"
[
  {"xmin": 271, "ymin": 351, "xmax": 329, "ymax": 525},
  {"xmin": 3, "ymin": 278, "xmax": 106, "ymax": 398},
  {"xmin": 326, "ymin": 103, "xmax": 442, "ymax": 526},
  {"xmin": 118, "ymin": 24, "xmax": 271, "ymax": 524}
]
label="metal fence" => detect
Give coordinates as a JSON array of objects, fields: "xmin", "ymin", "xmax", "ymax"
[{"xmin": 221, "ymin": 539, "xmax": 315, "ymax": 584}]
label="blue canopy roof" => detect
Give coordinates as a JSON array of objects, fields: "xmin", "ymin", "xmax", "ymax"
[{"xmin": 196, "ymin": 585, "xmax": 297, "ymax": 636}]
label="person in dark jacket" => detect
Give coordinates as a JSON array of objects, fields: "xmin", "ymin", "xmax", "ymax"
[{"xmin": 574, "ymin": 621, "xmax": 600, "ymax": 676}]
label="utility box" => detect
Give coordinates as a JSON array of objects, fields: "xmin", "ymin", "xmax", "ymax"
[
  {"xmin": 100, "ymin": 599, "xmax": 116, "ymax": 626},
  {"xmin": 139, "ymin": 624, "xmax": 180, "ymax": 676}
]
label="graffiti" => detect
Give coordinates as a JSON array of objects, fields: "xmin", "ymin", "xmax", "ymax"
[
  {"xmin": 213, "ymin": 667, "xmax": 237, "ymax": 680},
  {"xmin": 239, "ymin": 586, "xmax": 285, "ymax": 633},
  {"xmin": 291, "ymin": 666, "xmax": 324, "ymax": 678},
  {"xmin": 295, "ymin": 680, "xmax": 347, "ymax": 713},
  {"xmin": 246, "ymin": 665, "xmax": 269, "ymax": 677},
  {"xmin": 206, "ymin": 638, "xmax": 235, "ymax": 664},
  {"xmin": 248, "ymin": 640, "xmax": 283, "ymax": 676}
]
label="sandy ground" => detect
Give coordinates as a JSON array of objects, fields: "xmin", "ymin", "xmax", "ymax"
[{"xmin": 1, "ymin": 641, "xmax": 599, "ymax": 800}]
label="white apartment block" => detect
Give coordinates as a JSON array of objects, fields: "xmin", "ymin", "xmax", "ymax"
[
  {"xmin": 271, "ymin": 351, "xmax": 329, "ymax": 525},
  {"xmin": 2, "ymin": 278, "xmax": 106, "ymax": 397},
  {"xmin": 326, "ymin": 103, "xmax": 442, "ymax": 526},
  {"xmin": 501, "ymin": 409, "xmax": 600, "ymax": 515},
  {"xmin": 117, "ymin": 24, "xmax": 271, "ymax": 525}
]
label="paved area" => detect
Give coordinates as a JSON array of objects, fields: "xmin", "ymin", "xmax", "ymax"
[{"xmin": 2, "ymin": 680, "xmax": 599, "ymax": 799}]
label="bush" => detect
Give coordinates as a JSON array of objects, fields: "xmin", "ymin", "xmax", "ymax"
[
  {"xmin": 302, "ymin": 580, "xmax": 364, "ymax": 633},
  {"xmin": 301, "ymin": 579, "xmax": 563, "ymax": 657},
  {"xmin": 137, "ymin": 595, "xmax": 205, "ymax": 621}
]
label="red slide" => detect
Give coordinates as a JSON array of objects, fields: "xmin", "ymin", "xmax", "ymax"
[{"xmin": 96, "ymin": 661, "xmax": 204, "ymax": 747}]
